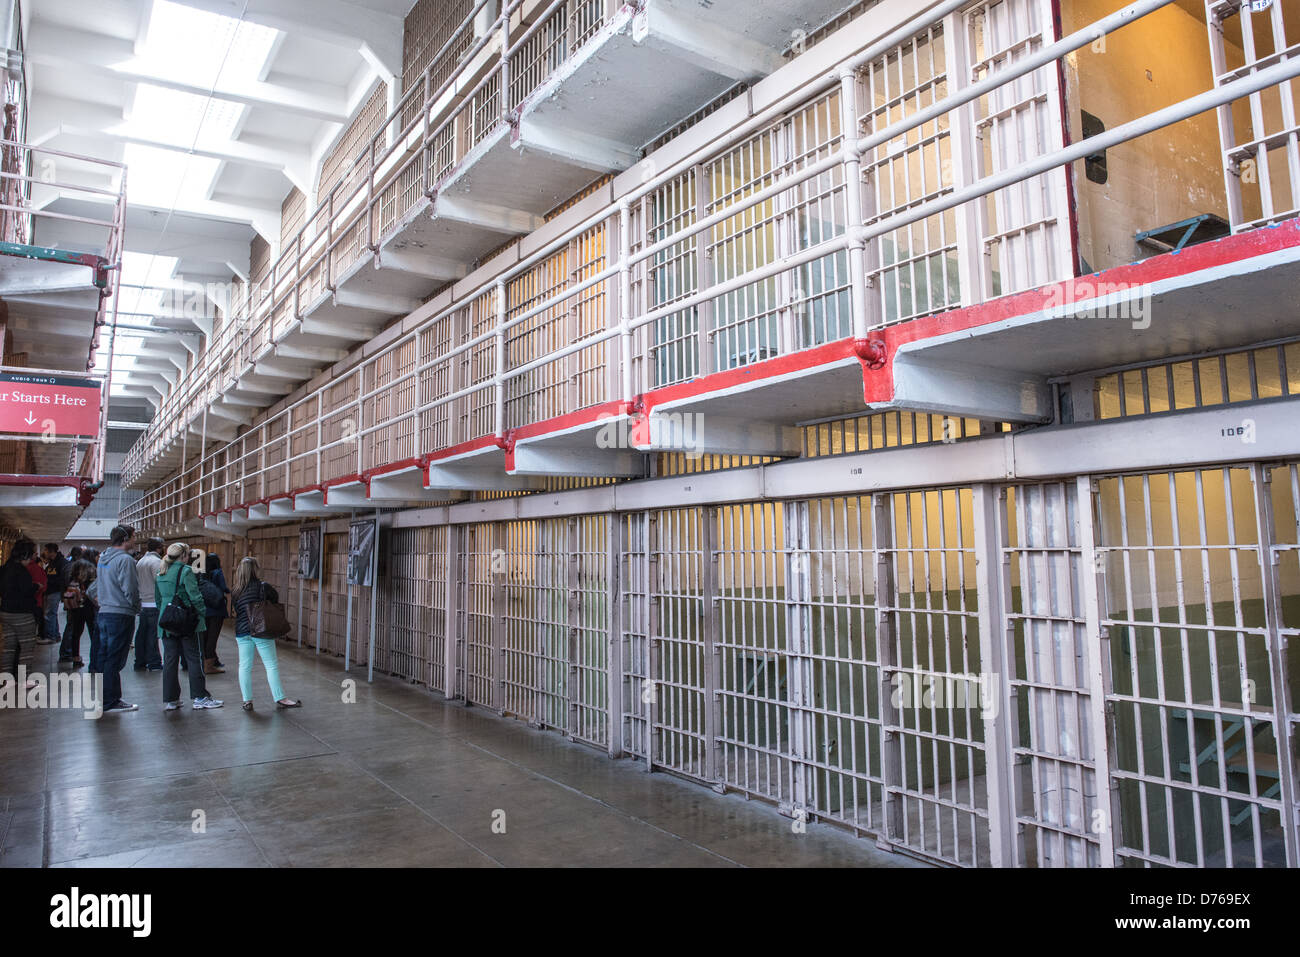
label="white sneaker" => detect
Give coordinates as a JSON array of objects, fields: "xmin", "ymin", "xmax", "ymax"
[
  {"xmin": 192, "ymin": 696, "xmax": 224, "ymax": 710},
  {"xmin": 164, "ymin": 701, "xmax": 182, "ymax": 711}
]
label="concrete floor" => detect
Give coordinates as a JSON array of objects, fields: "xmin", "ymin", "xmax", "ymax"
[{"xmin": 0, "ymin": 626, "xmax": 926, "ymax": 868}]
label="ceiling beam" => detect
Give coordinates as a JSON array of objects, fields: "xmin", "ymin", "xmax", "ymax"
[
  {"xmin": 32, "ymin": 94, "xmax": 312, "ymax": 187},
  {"xmin": 27, "ymin": 22, "xmax": 353, "ymax": 123},
  {"xmin": 162, "ymin": 0, "xmax": 405, "ymax": 77}
]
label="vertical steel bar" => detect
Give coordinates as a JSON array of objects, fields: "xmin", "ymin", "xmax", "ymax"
[
  {"xmin": 345, "ymin": 509, "xmax": 355, "ymax": 672},
  {"xmin": 368, "ymin": 508, "xmax": 380, "ymax": 683},
  {"xmin": 445, "ymin": 523, "xmax": 462, "ymax": 699},
  {"xmin": 1076, "ymin": 475, "xmax": 1118, "ymax": 866},
  {"xmin": 607, "ymin": 508, "xmax": 624, "ymax": 758},
  {"xmin": 972, "ymin": 483, "xmax": 1013, "ymax": 866},
  {"xmin": 873, "ymin": 492, "xmax": 902, "ymax": 851},
  {"xmin": 316, "ymin": 523, "xmax": 324, "ymax": 655},
  {"xmin": 1251, "ymin": 464, "xmax": 1300, "ymax": 866},
  {"xmin": 702, "ymin": 505, "xmax": 721, "ymax": 786},
  {"xmin": 838, "ymin": 67, "xmax": 870, "ymax": 340}
]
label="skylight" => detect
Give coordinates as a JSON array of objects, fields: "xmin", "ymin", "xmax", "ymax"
[
  {"xmin": 135, "ymin": 0, "xmax": 279, "ymax": 91},
  {"xmin": 122, "ymin": 143, "xmax": 222, "ymax": 210},
  {"xmin": 118, "ymin": 1, "xmax": 280, "ymax": 213},
  {"xmin": 125, "ymin": 86, "xmax": 243, "ymax": 147}
]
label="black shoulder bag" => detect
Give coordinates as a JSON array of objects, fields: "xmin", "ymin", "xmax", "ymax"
[{"xmin": 159, "ymin": 566, "xmax": 200, "ymax": 636}]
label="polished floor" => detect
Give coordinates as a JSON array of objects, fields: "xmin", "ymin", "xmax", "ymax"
[{"xmin": 0, "ymin": 625, "xmax": 925, "ymax": 868}]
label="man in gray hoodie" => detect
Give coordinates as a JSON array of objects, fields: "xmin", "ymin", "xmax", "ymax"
[{"xmin": 96, "ymin": 525, "xmax": 141, "ymax": 713}]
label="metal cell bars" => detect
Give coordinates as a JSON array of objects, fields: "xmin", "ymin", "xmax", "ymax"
[
  {"xmin": 458, "ymin": 290, "xmax": 499, "ymax": 443},
  {"xmin": 650, "ymin": 507, "xmax": 710, "ymax": 779},
  {"xmin": 419, "ymin": 313, "xmax": 454, "ymax": 451},
  {"xmin": 1097, "ymin": 468, "xmax": 1285, "ymax": 867},
  {"xmin": 388, "ymin": 526, "xmax": 437, "ymax": 686},
  {"xmin": 322, "ymin": 532, "xmax": 351, "ymax": 657},
  {"xmin": 571, "ymin": 513, "xmax": 610, "ymax": 747},
  {"xmin": 464, "ymin": 69, "xmax": 502, "ymax": 154},
  {"xmin": 642, "ymin": 170, "xmax": 700, "ymax": 388},
  {"xmin": 509, "ymin": 2, "xmax": 567, "ymax": 110},
  {"xmin": 505, "ymin": 246, "xmax": 567, "ymax": 430},
  {"xmin": 364, "ymin": 338, "xmax": 418, "ymax": 471},
  {"xmin": 428, "ymin": 524, "xmax": 449, "ymax": 693},
  {"xmin": 262, "ymin": 417, "xmax": 289, "ymax": 499},
  {"xmin": 502, "ymin": 519, "xmax": 569, "ymax": 726},
  {"xmin": 401, "ymin": 0, "xmax": 475, "ymax": 128},
  {"xmin": 801, "ymin": 495, "xmax": 886, "ymax": 834},
  {"xmin": 787, "ymin": 91, "xmax": 852, "ymax": 347},
  {"xmin": 321, "ymin": 374, "xmax": 362, "ymax": 482},
  {"xmin": 459, "ymin": 522, "xmax": 498, "ymax": 707},
  {"xmin": 707, "ymin": 126, "xmax": 781, "ymax": 372},
  {"xmin": 288, "ymin": 402, "xmax": 319, "ymax": 490},
  {"xmin": 1207, "ymin": 0, "xmax": 1300, "ymax": 230},
  {"xmin": 1001, "ymin": 482, "xmax": 1103, "ymax": 867},
  {"xmin": 715, "ymin": 502, "xmax": 792, "ymax": 804},
  {"xmin": 965, "ymin": 0, "xmax": 1073, "ymax": 298},
  {"xmin": 880, "ymin": 486, "xmax": 990, "ymax": 866},
  {"xmin": 620, "ymin": 512, "xmax": 652, "ymax": 759},
  {"xmin": 503, "ymin": 221, "xmax": 611, "ymax": 429},
  {"xmin": 803, "ymin": 411, "xmax": 987, "ymax": 457},
  {"xmin": 1094, "ymin": 341, "xmax": 1300, "ymax": 419},
  {"xmin": 858, "ymin": 21, "xmax": 961, "ymax": 325},
  {"xmin": 1266, "ymin": 462, "xmax": 1300, "ymax": 859}
]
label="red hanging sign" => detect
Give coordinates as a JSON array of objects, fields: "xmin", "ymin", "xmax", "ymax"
[{"xmin": 0, "ymin": 372, "xmax": 103, "ymax": 437}]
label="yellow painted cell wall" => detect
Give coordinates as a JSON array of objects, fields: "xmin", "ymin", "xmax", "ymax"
[{"xmin": 1065, "ymin": 0, "xmax": 1228, "ymax": 270}]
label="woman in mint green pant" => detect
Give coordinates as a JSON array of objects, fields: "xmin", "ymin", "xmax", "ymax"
[{"xmin": 230, "ymin": 557, "xmax": 300, "ymax": 712}]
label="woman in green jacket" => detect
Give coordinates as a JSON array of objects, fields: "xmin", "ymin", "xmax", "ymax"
[{"xmin": 154, "ymin": 543, "xmax": 223, "ymax": 711}]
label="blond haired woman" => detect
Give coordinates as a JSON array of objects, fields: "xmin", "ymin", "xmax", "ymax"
[
  {"xmin": 155, "ymin": 543, "xmax": 222, "ymax": 711},
  {"xmin": 232, "ymin": 556, "xmax": 299, "ymax": 711}
]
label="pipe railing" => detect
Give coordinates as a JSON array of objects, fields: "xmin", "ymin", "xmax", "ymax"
[{"xmin": 121, "ymin": 0, "xmax": 1296, "ymax": 527}]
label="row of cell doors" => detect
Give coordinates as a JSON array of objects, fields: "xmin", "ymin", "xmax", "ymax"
[{"xmin": 384, "ymin": 462, "xmax": 1297, "ymax": 867}]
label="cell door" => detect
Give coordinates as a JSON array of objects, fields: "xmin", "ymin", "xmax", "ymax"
[
  {"xmin": 650, "ymin": 507, "xmax": 710, "ymax": 780},
  {"xmin": 1001, "ymin": 481, "xmax": 1107, "ymax": 867},
  {"xmin": 459, "ymin": 522, "xmax": 497, "ymax": 708},
  {"xmin": 1096, "ymin": 467, "xmax": 1291, "ymax": 866},
  {"xmin": 877, "ymin": 486, "xmax": 991, "ymax": 866}
]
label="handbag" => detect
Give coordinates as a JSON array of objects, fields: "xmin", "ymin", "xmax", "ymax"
[
  {"xmin": 62, "ymin": 585, "xmax": 82, "ymax": 611},
  {"xmin": 197, "ymin": 575, "xmax": 223, "ymax": 614},
  {"xmin": 246, "ymin": 581, "xmax": 291, "ymax": 638},
  {"xmin": 159, "ymin": 567, "xmax": 200, "ymax": 636}
]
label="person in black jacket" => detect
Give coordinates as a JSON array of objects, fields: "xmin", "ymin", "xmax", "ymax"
[
  {"xmin": 231, "ymin": 556, "xmax": 299, "ymax": 712},
  {"xmin": 58, "ymin": 560, "xmax": 95, "ymax": 667},
  {"xmin": 1, "ymin": 540, "xmax": 40, "ymax": 679},
  {"xmin": 200, "ymin": 553, "xmax": 230, "ymax": 673},
  {"xmin": 41, "ymin": 544, "xmax": 68, "ymax": 647}
]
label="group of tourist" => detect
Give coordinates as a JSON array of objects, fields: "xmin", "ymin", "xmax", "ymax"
[{"xmin": 0, "ymin": 525, "xmax": 299, "ymax": 715}]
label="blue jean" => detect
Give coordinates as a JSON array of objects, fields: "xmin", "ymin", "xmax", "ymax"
[
  {"xmin": 43, "ymin": 593, "xmax": 62, "ymax": 644},
  {"xmin": 236, "ymin": 634, "xmax": 285, "ymax": 702},
  {"xmin": 96, "ymin": 612, "xmax": 136, "ymax": 708},
  {"xmin": 86, "ymin": 610, "xmax": 101, "ymax": 671},
  {"xmin": 133, "ymin": 607, "xmax": 161, "ymax": 669}
]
